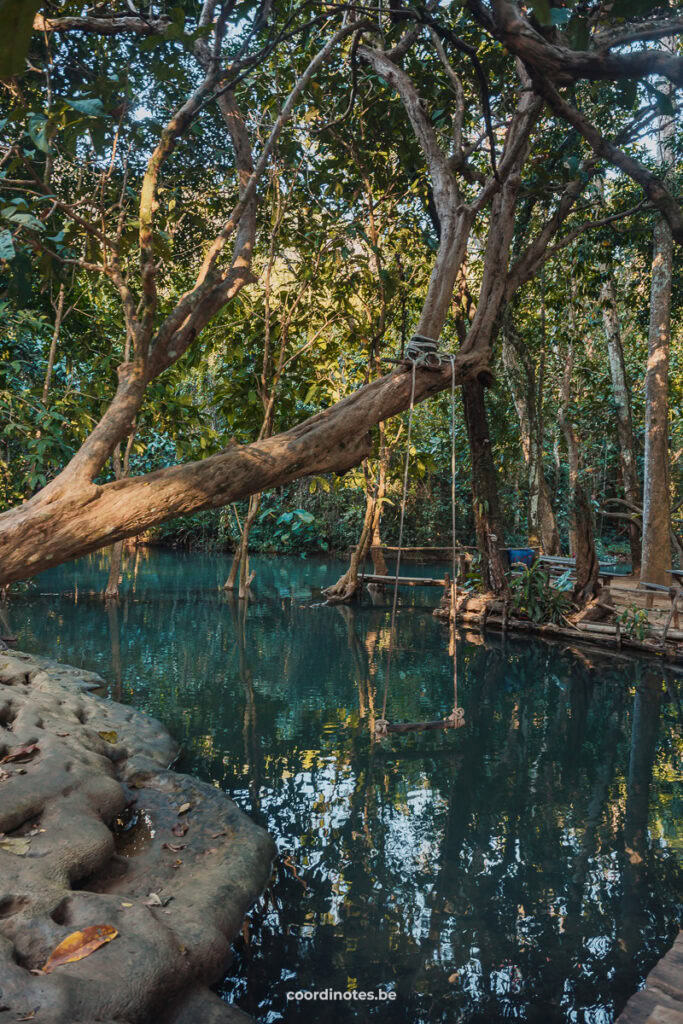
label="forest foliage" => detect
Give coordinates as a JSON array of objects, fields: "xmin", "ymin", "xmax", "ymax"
[{"xmin": 0, "ymin": 0, "xmax": 681, "ymax": 577}]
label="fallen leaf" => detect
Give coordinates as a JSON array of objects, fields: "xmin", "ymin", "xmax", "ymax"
[
  {"xmin": 171, "ymin": 859, "xmax": 182, "ymax": 869},
  {"xmin": 448, "ymin": 973, "xmax": 459, "ymax": 984},
  {"xmin": 120, "ymin": 902, "xmax": 133, "ymax": 908},
  {"xmin": 17, "ymin": 1011, "xmax": 37, "ymax": 1021},
  {"xmin": 97, "ymin": 730, "xmax": 118, "ymax": 744},
  {"xmin": 211, "ymin": 830, "xmax": 227, "ymax": 839},
  {"xmin": 171, "ymin": 822, "xmax": 188, "ymax": 837},
  {"xmin": 0, "ymin": 744, "xmax": 39, "ymax": 765},
  {"xmin": 143, "ymin": 892, "xmax": 173, "ymax": 907},
  {"xmin": 177, "ymin": 802, "xmax": 191, "ymax": 815},
  {"xmin": 42, "ymin": 925, "xmax": 118, "ymax": 974},
  {"xmin": 0, "ymin": 837, "xmax": 30, "ymax": 856},
  {"xmin": 162, "ymin": 842, "xmax": 186, "ymax": 852},
  {"xmin": 56, "ymin": 731, "xmax": 70, "ymax": 737}
]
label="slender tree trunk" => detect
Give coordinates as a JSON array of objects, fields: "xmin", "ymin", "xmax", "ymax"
[
  {"xmin": 462, "ymin": 378, "xmax": 509, "ymax": 595},
  {"xmin": 601, "ymin": 270, "xmax": 641, "ymax": 571},
  {"xmin": 42, "ymin": 284, "xmax": 65, "ymax": 404},
  {"xmin": 558, "ymin": 340, "xmax": 599, "ymax": 606},
  {"xmin": 502, "ymin": 322, "xmax": 560, "ymax": 554},
  {"xmin": 641, "ymin": 109, "xmax": 674, "ymax": 586},
  {"xmin": 104, "ymin": 411, "xmax": 136, "ymax": 600},
  {"xmin": 369, "ymin": 454, "xmax": 388, "ymax": 575}
]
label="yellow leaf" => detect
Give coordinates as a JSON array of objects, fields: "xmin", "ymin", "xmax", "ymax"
[
  {"xmin": 97, "ymin": 730, "xmax": 118, "ymax": 744},
  {"xmin": 178, "ymin": 802, "xmax": 191, "ymax": 815},
  {"xmin": 0, "ymin": 837, "xmax": 30, "ymax": 855},
  {"xmin": 42, "ymin": 925, "xmax": 118, "ymax": 974}
]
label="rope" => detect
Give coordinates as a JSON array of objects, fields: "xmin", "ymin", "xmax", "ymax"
[
  {"xmin": 447, "ymin": 356, "xmax": 463, "ymax": 727},
  {"xmin": 375, "ymin": 334, "xmax": 464, "ymax": 737},
  {"xmin": 376, "ymin": 359, "xmax": 417, "ymax": 738}
]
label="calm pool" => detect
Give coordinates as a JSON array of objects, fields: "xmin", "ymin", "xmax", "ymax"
[{"xmin": 8, "ymin": 547, "xmax": 682, "ymax": 1023}]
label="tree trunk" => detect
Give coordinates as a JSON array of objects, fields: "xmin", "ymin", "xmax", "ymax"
[
  {"xmin": 641, "ymin": 110, "xmax": 674, "ymax": 587},
  {"xmin": 105, "ymin": 541, "xmax": 124, "ymax": 600},
  {"xmin": 601, "ymin": 270, "xmax": 641, "ymax": 571},
  {"xmin": 42, "ymin": 284, "xmax": 66, "ymax": 405},
  {"xmin": 225, "ymin": 493, "xmax": 260, "ymax": 595},
  {"xmin": 501, "ymin": 323, "xmax": 560, "ymax": 554},
  {"xmin": 462, "ymin": 378, "xmax": 509, "ymax": 595},
  {"xmin": 558, "ymin": 341, "xmax": 600, "ymax": 606}
]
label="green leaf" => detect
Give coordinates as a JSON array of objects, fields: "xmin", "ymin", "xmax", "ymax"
[
  {"xmin": 28, "ymin": 114, "xmax": 51, "ymax": 154},
  {"xmin": 0, "ymin": 229, "xmax": 15, "ymax": 260},
  {"xmin": 64, "ymin": 97, "xmax": 110, "ymax": 118}
]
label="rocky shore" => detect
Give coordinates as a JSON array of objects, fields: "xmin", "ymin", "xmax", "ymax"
[{"xmin": 0, "ymin": 650, "xmax": 275, "ymax": 1024}]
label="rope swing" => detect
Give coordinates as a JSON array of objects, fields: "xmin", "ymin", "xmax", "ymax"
[{"xmin": 375, "ymin": 337, "xmax": 466, "ymax": 738}]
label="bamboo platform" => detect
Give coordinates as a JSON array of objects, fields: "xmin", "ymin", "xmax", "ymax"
[
  {"xmin": 616, "ymin": 931, "xmax": 683, "ymax": 1023},
  {"xmin": 361, "ymin": 573, "xmax": 446, "ymax": 588}
]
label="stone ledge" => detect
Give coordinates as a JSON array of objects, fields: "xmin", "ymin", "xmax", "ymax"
[{"xmin": 0, "ymin": 651, "xmax": 275, "ymax": 1023}]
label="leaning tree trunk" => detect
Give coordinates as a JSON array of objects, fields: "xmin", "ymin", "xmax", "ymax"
[
  {"xmin": 601, "ymin": 270, "xmax": 641, "ymax": 572},
  {"xmin": 462, "ymin": 378, "xmax": 509, "ymax": 596}
]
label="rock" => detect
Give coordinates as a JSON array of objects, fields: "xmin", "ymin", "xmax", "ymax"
[{"xmin": 0, "ymin": 651, "xmax": 275, "ymax": 1023}]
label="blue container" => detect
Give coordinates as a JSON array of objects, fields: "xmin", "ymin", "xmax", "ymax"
[{"xmin": 506, "ymin": 547, "xmax": 536, "ymax": 568}]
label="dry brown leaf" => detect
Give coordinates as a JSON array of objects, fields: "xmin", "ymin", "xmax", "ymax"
[
  {"xmin": 97, "ymin": 730, "xmax": 118, "ymax": 744},
  {"xmin": 448, "ymin": 973, "xmax": 459, "ymax": 984},
  {"xmin": 0, "ymin": 744, "xmax": 39, "ymax": 765},
  {"xmin": 171, "ymin": 822, "xmax": 188, "ymax": 837},
  {"xmin": 17, "ymin": 1011, "xmax": 37, "ymax": 1021},
  {"xmin": 162, "ymin": 842, "xmax": 186, "ymax": 852},
  {"xmin": 177, "ymin": 802, "xmax": 191, "ymax": 815},
  {"xmin": 0, "ymin": 837, "xmax": 30, "ymax": 856},
  {"xmin": 42, "ymin": 925, "xmax": 118, "ymax": 974},
  {"xmin": 211, "ymin": 830, "xmax": 227, "ymax": 839}
]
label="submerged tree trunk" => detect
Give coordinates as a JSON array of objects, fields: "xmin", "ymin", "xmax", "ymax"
[
  {"xmin": 462, "ymin": 378, "xmax": 509, "ymax": 595},
  {"xmin": 502, "ymin": 319, "xmax": 560, "ymax": 554},
  {"xmin": 601, "ymin": 270, "xmax": 641, "ymax": 572},
  {"xmin": 641, "ymin": 109, "xmax": 674, "ymax": 586}
]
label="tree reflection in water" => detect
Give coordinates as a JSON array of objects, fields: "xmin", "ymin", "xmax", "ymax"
[{"xmin": 12, "ymin": 549, "xmax": 682, "ymax": 1023}]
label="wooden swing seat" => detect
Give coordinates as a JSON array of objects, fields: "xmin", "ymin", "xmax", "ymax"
[{"xmin": 375, "ymin": 709, "xmax": 465, "ymax": 736}]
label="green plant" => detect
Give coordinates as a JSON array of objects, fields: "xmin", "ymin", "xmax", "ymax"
[
  {"xmin": 510, "ymin": 561, "xmax": 572, "ymax": 625},
  {"xmin": 617, "ymin": 604, "xmax": 649, "ymax": 641}
]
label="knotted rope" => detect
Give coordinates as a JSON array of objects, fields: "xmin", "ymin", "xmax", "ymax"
[{"xmin": 375, "ymin": 337, "xmax": 463, "ymax": 738}]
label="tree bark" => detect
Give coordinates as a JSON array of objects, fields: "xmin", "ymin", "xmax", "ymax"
[
  {"xmin": 600, "ymin": 270, "xmax": 641, "ymax": 571},
  {"xmin": 502, "ymin": 319, "xmax": 560, "ymax": 554},
  {"xmin": 462, "ymin": 378, "xmax": 509, "ymax": 595},
  {"xmin": 42, "ymin": 284, "xmax": 66, "ymax": 405},
  {"xmin": 558, "ymin": 340, "xmax": 600, "ymax": 605},
  {"xmin": 641, "ymin": 107, "xmax": 674, "ymax": 586}
]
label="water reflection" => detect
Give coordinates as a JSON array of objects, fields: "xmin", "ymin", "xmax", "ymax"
[{"xmin": 9, "ymin": 548, "xmax": 682, "ymax": 1023}]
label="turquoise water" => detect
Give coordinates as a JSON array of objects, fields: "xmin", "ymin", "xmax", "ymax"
[{"xmin": 8, "ymin": 547, "xmax": 682, "ymax": 1023}]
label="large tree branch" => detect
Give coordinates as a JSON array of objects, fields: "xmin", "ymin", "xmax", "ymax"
[
  {"xmin": 0, "ymin": 352, "xmax": 488, "ymax": 584},
  {"xmin": 359, "ymin": 44, "xmax": 458, "ymax": 220},
  {"xmin": 593, "ymin": 17, "xmax": 683, "ymax": 50},
  {"xmin": 33, "ymin": 12, "xmax": 170, "ymax": 36},
  {"xmin": 482, "ymin": 0, "xmax": 683, "ymax": 86},
  {"xmin": 534, "ymin": 77, "xmax": 683, "ymax": 244}
]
